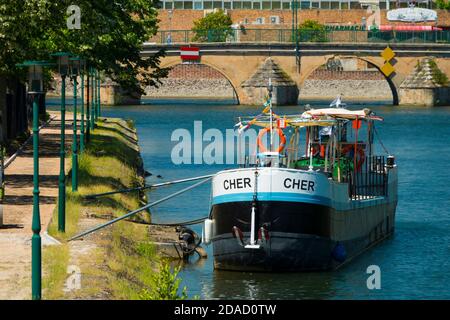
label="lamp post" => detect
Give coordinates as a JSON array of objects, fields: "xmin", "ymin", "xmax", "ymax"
[
  {"xmin": 51, "ymin": 52, "xmax": 72, "ymax": 233},
  {"xmin": 90, "ymin": 67, "xmax": 95, "ymax": 131},
  {"xmin": 86, "ymin": 65, "xmax": 91, "ymax": 142},
  {"xmin": 16, "ymin": 60, "xmax": 53, "ymax": 300},
  {"xmin": 97, "ymin": 70, "xmax": 101, "ymax": 119},
  {"xmin": 69, "ymin": 57, "xmax": 80, "ymax": 192},
  {"xmin": 79, "ymin": 58, "xmax": 86, "ymax": 152}
]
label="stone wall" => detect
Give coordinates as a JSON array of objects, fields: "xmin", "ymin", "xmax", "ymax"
[
  {"xmin": 144, "ymin": 78, "xmax": 235, "ymax": 98},
  {"xmin": 300, "ymin": 79, "xmax": 392, "ymax": 100}
]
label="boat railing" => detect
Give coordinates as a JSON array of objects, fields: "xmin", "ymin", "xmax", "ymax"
[{"xmin": 347, "ymin": 155, "xmax": 388, "ymax": 200}]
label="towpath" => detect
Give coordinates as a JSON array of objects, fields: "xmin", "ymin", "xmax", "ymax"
[{"xmin": 0, "ymin": 111, "xmax": 72, "ymax": 300}]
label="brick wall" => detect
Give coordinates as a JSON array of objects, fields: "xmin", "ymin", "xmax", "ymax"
[
  {"xmin": 168, "ymin": 63, "xmax": 226, "ymax": 79},
  {"xmin": 308, "ymin": 69, "xmax": 386, "ymax": 80},
  {"xmin": 156, "ymin": 9, "xmax": 450, "ymax": 30}
]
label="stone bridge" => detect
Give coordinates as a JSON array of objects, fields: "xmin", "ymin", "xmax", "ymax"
[{"xmin": 141, "ymin": 42, "xmax": 450, "ymax": 105}]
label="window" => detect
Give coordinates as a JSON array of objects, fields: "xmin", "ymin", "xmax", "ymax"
[
  {"xmin": 184, "ymin": 1, "xmax": 193, "ymax": 9},
  {"xmin": 233, "ymin": 1, "xmax": 243, "ymax": 8},
  {"xmin": 321, "ymin": 1, "xmax": 331, "ymax": 8},
  {"xmin": 174, "ymin": 1, "xmax": 183, "ymax": 9},
  {"xmin": 311, "ymin": 1, "xmax": 320, "ymax": 8},
  {"xmin": 341, "ymin": 2, "xmax": 348, "ymax": 9},
  {"xmin": 262, "ymin": 1, "xmax": 271, "ymax": 9},
  {"xmin": 243, "ymin": 1, "xmax": 252, "ymax": 8},
  {"xmin": 350, "ymin": 1, "xmax": 360, "ymax": 9},
  {"xmin": 224, "ymin": 1, "xmax": 232, "ymax": 9},
  {"xmin": 300, "ymin": 1, "xmax": 311, "ymax": 9},
  {"xmin": 194, "ymin": 1, "xmax": 202, "ymax": 9},
  {"xmin": 204, "ymin": 1, "xmax": 213, "ymax": 8},
  {"xmin": 272, "ymin": 1, "xmax": 281, "ymax": 9},
  {"xmin": 282, "ymin": 2, "xmax": 290, "ymax": 9},
  {"xmin": 330, "ymin": 1, "xmax": 339, "ymax": 9},
  {"xmin": 213, "ymin": 1, "xmax": 222, "ymax": 8},
  {"xmin": 255, "ymin": 17, "xmax": 265, "ymax": 24},
  {"xmin": 270, "ymin": 16, "xmax": 280, "ymax": 24},
  {"xmin": 253, "ymin": 1, "xmax": 261, "ymax": 9},
  {"xmin": 165, "ymin": 1, "xmax": 174, "ymax": 9}
]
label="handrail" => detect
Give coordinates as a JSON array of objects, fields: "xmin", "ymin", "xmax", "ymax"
[{"xmin": 149, "ymin": 29, "xmax": 450, "ymax": 45}]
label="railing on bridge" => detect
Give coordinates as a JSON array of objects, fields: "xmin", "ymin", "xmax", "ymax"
[{"xmin": 150, "ymin": 29, "xmax": 450, "ymax": 45}]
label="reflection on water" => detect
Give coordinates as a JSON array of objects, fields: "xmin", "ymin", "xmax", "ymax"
[{"xmin": 55, "ymin": 98, "xmax": 450, "ymax": 300}]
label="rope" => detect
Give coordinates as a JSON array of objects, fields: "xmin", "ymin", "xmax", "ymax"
[
  {"xmin": 148, "ymin": 216, "xmax": 207, "ymax": 227},
  {"xmin": 373, "ymin": 125, "xmax": 389, "ymax": 154}
]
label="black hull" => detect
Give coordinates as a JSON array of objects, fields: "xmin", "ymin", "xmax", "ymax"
[{"xmin": 211, "ymin": 201, "xmax": 396, "ymax": 272}]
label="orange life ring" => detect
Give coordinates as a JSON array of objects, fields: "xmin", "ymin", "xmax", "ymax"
[
  {"xmin": 257, "ymin": 127, "xmax": 286, "ymax": 153},
  {"xmin": 342, "ymin": 145, "xmax": 365, "ymax": 171}
]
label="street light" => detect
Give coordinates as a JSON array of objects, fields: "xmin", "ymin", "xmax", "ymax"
[
  {"xmin": 69, "ymin": 57, "xmax": 80, "ymax": 192},
  {"xmin": 79, "ymin": 58, "xmax": 86, "ymax": 153},
  {"xmin": 96, "ymin": 70, "xmax": 101, "ymax": 120},
  {"xmin": 90, "ymin": 67, "xmax": 95, "ymax": 130},
  {"xmin": 16, "ymin": 60, "xmax": 54, "ymax": 300},
  {"xmin": 51, "ymin": 51, "xmax": 72, "ymax": 233}
]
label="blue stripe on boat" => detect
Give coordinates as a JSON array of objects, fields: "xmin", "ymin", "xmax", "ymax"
[{"xmin": 212, "ymin": 192, "xmax": 331, "ymax": 206}]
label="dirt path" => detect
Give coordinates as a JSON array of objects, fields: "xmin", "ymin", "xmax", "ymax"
[{"xmin": 0, "ymin": 111, "xmax": 73, "ymax": 300}]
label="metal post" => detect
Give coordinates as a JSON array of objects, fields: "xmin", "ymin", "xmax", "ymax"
[
  {"xmin": 71, "ymin": 75, "xmax": 78, "ymax": 192},
  {"xmin": 86, "ymin": 70, "xmax": 91, "ymax": 142},
  {"xmin": 93, "ymin": 70, "xmax": 97, "ymax": 122},
  {"xmin": 97, "ymin": 71, "xmax": 101, "ymax": 119},
  {"xmin": 90, "ymin": 68, "xmax": 95, "ymax": 130},
  {"xmin": 80, "ymin": 73, "xmax": 85, "ymax": 152},
  {"xmin": 58, "ymin": 75, "xmax": 66, "ymax": 232},
  {"xmin": 31, "ymin": 93, "xmax": 41, "ymax": 299}
]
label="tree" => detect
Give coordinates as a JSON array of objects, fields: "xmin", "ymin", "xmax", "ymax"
[
  {"xmin": 0, "ymin": 0, "xmax": 168, "ymax": 95},
  {"xmin": 436, "ymin": 0, "xmax": 450, "ymax": 9},
  {"xmin": 297, "ymin": 20, "xmax": 328, "ymax": 43},
  {"xmin": 192, "ymin": 10, "xmax": 233, "ymax": 43}
]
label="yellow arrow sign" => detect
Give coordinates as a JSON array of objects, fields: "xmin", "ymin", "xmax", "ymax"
[{"xmin": 380, "ymin": 62, "xmax": 395, "ymax": 77}]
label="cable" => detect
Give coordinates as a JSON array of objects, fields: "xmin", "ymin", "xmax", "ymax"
[{"xmin": 373, "ymin": 125, "xmax": 389, "ymax": 154}]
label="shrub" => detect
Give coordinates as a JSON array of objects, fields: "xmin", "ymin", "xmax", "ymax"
[
  {"xmin": 139, "ymin": 260, "xmax": 188, "ymax": 300},
  {"xmin": 192, "ymin": 11, "xmax": 233, "ymax": 42},
  {"xmin": 297, "ymin": 20, "xmax": 328, "ymax": 43}
]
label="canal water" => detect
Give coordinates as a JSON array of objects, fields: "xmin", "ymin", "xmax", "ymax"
[{"xmin": 92, "ymin": 99, "xmax": 449, "ymax": 299}]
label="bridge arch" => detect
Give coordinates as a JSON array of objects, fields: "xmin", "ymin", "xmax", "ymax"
[
  {"xmin": 299, "ymin": 55, "xmax": 399, "ymax": 105},
  {"xmin": 159, "ymin": 58, "xmax": 242, "ymax": 104}
]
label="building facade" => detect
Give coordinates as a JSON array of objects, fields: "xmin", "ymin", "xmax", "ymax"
[{"xmin": 159, "ymin": 0, "xmax": 433, "ymax": 10}]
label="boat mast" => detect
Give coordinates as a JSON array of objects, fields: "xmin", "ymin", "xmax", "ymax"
[{"xmin": 268, "ymin": 78, "xmax": 273, "ymax": 152}]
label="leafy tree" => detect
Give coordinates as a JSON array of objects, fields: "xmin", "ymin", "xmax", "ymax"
[
  {"xmin": 139, "ymin": 260, "xmax": 188, "ymax": 300},
  {"xmin": 297, "ymin": 20, "xmax": 328, "ymax": 43},
  {"xmin": 0, "ymin": 0, "xmax": 168, "ymax": 95},
  {"xmin": 192, "ymin": 10, "xmax": 233, "ymax": 43},
  {"xmin": 435, "ymin": 0, "xmax": 450, "ymax": 9}
]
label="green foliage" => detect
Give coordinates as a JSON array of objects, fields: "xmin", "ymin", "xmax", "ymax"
[
  {"xmin": 436, "ymin": 0, "xmax": 450, "ymax": 9},
  {"xmin": 429, "ymin": 60, "xmax": 449, "ymax": 86},
  {"xmin": 0, "ymin": 0, "xmax": 168, "ymax": 95},
  {"xmin": 192, "ymin": 11, "xmax": 233, "ymax": 42},
  {"xmin": 297, "ymin": 20, "xmax": 328, "ymax": 43},
  {"xmin": 139, "ymin": 260, "xmax": 188, "ymax": 300}
]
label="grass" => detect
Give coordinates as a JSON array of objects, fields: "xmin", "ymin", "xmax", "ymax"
[
  {"xmin": 43, "ymin": 117, "xmax": 190, "ymax": 300},
  {"xmin": 43, "ymin": 118, "xmax": 153, "ymax": 299},
  {"xmin": 42, "ymin": 245, "xmax": 70, "ymax": 300}
]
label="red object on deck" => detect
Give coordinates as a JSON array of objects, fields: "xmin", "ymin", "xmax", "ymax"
[
  {"xmin": 180, "ymin": 46, "xmax": 200, "ymax": 61},
  {"xmin": 379, "ymin": 25, "xmax": 443, "ymax": 31}
]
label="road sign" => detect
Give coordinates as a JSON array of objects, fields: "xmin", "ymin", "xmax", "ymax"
[
  {"xmin": 380, "ymin": 47, "xmax": 395, "ymax": 77},
  {"xmin": 180, "ymin": 47, "xmax": 200, "ymax": 61}
]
